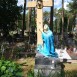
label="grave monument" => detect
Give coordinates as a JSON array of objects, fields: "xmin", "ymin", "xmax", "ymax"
[{"xmin": 27, "ymin": 0, "xmax": 70, "ymax": 76}]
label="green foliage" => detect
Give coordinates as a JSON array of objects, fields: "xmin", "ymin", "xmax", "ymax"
[
  {"xmin": 13, "ymin": 46, "xmax": 25, "ymax": 58},
  {"xmin": 54, "ymin": 7, "xmax": 75, "ymax": 33},
  {"xmin": 43, "ymin": 11, "xmax": 50, "ymax": 24},
  {"xmin": 27, "ymin": 70, "xmax": 34, "ymax": 77},
  {"xmin": 67, "ymin": 0, "xmax": 77, "ymax": 27},
  {"xmin": 0, "ymin": 60, "xmax": 23, "ymax": 77},
  {"xmin": 18, "ymin": 20, "xmax": 23, "ymax": 29},
  {"xmin": 65, "ymin": 70, "xmax": 77, "ymax": 77},
  {"xmin": 68, "ymin": 0, "xmax": 77, "ymax": 14},
  {"xmin": 0, "ymin": 0, "xmax": 22, "ymax": 36},
  {"xmin": 26, "ymin": 8, "xmax": 36, "ymax": 29}
]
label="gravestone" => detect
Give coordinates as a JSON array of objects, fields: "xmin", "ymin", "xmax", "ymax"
[
  {"xmin": 34, "ymin": 52, "xmax": 61, "ymax": 77},
  {"xmin": 27, "ymin": 0, "xmax": 65, "ymax": 77}
]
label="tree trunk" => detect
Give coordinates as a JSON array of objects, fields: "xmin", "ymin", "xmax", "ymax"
[
  {"xmin": 34, "ymin": 7, "xmax": 36, "ymax": 25},
  {"xmin": 55, "ymin": 19, "xmax": 57, "ymax": 34},
  {"xmin": 28, "ymin": 8, "xmax": 32, "ymax": 44},
  {"xmin": 22, "ymin": 0, "xmax": 26, "ymax": 37},
  {"xmin": 62, "ymin": 0, "xmax": 64, "ymax": 38},
  {"xmin": 67, "ymin": 17, "xmax": 69, "ymax": 33},
  {"xmin": 50, "ymin": 0, "xmax": 54, "ymax": 31},
  {"xmin": 27, "ymin": 8, "xmax": 32, "ymax": 32}
]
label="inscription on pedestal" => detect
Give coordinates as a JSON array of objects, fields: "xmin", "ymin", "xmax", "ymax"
[{"xmin": 34, "ymin": 53, "xmax": 61, "ymax": 77}]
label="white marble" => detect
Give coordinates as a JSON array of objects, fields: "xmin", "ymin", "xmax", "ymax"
[{"xmin": 55, "ymin": 48, "xmax": 71, "ymax": 60}]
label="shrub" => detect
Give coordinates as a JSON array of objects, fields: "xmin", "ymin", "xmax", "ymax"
[
  {"xmin": 0, "ymin": 60, "xmax": 23, "ymax": 77},
  {"xmin": 27, "ymin": 70, "xmax": 34, "ymax": 77}
]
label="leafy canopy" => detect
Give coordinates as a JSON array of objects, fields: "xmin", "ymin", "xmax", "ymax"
[{"xmin": 0, "ymin": 0, "xmax": 22, "ymax": 30}]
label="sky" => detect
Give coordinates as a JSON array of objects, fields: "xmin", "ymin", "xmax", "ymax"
[{"xmin": 17, "ymin": 0, "xmax": 71, "ymax": 11}]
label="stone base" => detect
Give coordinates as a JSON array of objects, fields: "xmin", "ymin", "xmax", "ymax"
[
  {"xmin": 34, "ymin": 53, "xmax": 61, "ymax": 77},
  {"xmin": 34, "ymin": 68, "xmax": 61, "ymax": 77}
]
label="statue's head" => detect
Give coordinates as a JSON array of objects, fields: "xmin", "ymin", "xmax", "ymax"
[{"xmin": 44, "ymin": 24, "xmax": 49, "ymax": 32}]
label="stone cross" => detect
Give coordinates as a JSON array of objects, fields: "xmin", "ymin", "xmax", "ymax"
[{"xmin": 27, "ymin": 0, "xmax": 53, "ymax": 45}]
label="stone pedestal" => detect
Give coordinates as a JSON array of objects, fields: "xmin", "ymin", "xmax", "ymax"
[{"xmin": 34, "ymin": 53, "xmax": 61, "ymax": 77}]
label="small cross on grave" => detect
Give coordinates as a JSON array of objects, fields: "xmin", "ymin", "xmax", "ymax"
[{"xmin": 27, "ymin": 0, "xmax": 53, "ymax": 45}]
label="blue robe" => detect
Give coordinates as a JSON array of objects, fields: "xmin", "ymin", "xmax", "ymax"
[{"xmin": 37, "ymin": 29, "xmax": 58, "ymax": 57}]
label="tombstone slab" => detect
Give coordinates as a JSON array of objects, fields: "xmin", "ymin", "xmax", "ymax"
[{"xmin": 34, "ymin": 52, "xmax": 61, "ymax": 77}]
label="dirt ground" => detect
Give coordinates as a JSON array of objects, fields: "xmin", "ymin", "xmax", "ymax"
[
  {"xmin": 16, "ymin": 57, "xmax": 77, "ymax": 77},
  {"xmin": 64, "ymin": 63, "xmax": 77, "ymax": 71},
  {"xmin": 16, "ymin": 57, "xmax": 35, "ymax": 77}
]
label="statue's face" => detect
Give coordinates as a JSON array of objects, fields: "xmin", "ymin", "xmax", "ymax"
[
  {"xmin": 44, "ymin": 28, "xmax": 48, "ymax": 32},
  {"xmin": 44, "ymin": 25, "xmax": 48, "ymax": 32}
]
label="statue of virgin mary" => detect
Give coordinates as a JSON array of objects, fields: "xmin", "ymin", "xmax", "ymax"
[{"xmin": 37, "ymin": 24, "xmax": 58, "ymax": 57}]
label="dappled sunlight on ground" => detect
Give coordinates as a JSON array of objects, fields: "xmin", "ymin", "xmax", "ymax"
[
  {"xmin": 16, "ymin": 57, "xmax": 35, "ymax": 77},
  {"xmin": 64, "ymin": 63, "xmax": 77, "ymax": 71}
]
